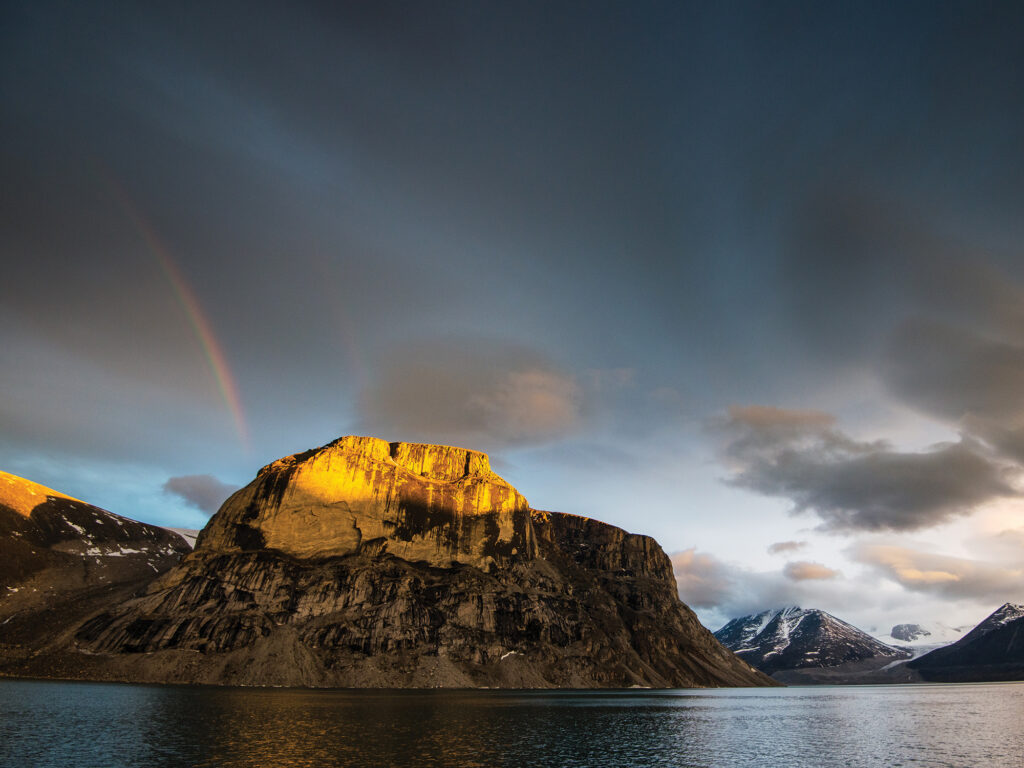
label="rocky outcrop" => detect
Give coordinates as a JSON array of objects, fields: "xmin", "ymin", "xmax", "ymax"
[{"xmin": 3, "ymin": 439, "xmax": 773, "ymax": 688}]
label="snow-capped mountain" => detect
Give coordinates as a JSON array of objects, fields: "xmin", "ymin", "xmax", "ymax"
[
  {"xmin": 956, "ymin": 602, "xmax": 1024, "ymax": 644},
  {"xmin": 1, "ymin": 470, "xmax": 190, "ymax": 592},
  {"xmin": 714, "ymin": 606, "xmax": 911, "ymax": 675},
  {"xmin": 909, "ymin": 603, "xmax": 1024, "ymax": 682},
  {"xmin": 890, "ymin": 623, "xmax": 931, "ymax": 642},
  {"xmin": 873, "ymin": 621, "xmax": 969, "ymax": 657},
  {"xmin": 164, "ymin": 527, "xmax": 199, "ymax": 549}
]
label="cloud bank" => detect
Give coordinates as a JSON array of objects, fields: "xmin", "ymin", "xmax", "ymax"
[
  {"xmin": 852, "ymin": 543, "xmax": 1024, "ymax": 601},
  {"xmin": 718, "ymin": 405, "xmax": 1018, "ymax": 532}
]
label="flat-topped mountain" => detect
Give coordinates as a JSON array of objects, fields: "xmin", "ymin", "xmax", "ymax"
[
  {"xmin": 3, "ymin": 438, "xmax": 773, "ymax": 689},
  {"xmin": 715, "ymin": 606, "xmax": 910, "ymax": 681},
  {"xmin": 197, "ymin": 436, "xmax": 534, "ymax": 568}
]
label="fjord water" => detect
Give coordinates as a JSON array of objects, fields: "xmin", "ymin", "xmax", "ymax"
[{"xmin": 2, "ymin": 680, "xmax": 1021, "ymax": 767}]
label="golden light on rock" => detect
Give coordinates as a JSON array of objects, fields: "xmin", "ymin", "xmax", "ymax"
[{"xmin": 198, "ymin": 436, "xmax": 536, "ymax": 568}]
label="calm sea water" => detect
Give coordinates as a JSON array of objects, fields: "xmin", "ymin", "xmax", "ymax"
[{"xmin": 1, "ymin": 679, "xmax": 1022, "ymax": 767}]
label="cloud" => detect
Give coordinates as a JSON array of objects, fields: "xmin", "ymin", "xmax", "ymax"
[
  {"xmin": 871, "ymin": 258, "xmax": 1024, "ymax": 468},
  {"xmin": 767, "ymin": 540, "xmax": 807, "ymax": 555},
  {"xmin": 783, "ymin": 561, "xmax": 840, "ymax": 581},
  {"xmin": 163, "ymin": 474, "xmax": 240, "ymax": 515},
  {"xmin": 356, "ymin": 339, "xmax": 582, "ymax": 450},
  {"xmin": 670, "ymin": 548, "xmax": 735, "ymax": 609},
  {"xmin": 884, "ymin": 320, "xmax": 1024, "ymax": 427},
  {"xmin": 717, "ymin": 405, "xmax": 1019, "ymax": 532},
  {"xmin": 852, "ymin": 544, "xmax": 1024, "ymax": 601},
  {"xmin": 984, "ymin": 527, "xmax": 1024, "ymax": 560},
  {"xmin": 670, "ymin": 547, "xmax": 861, "ymax": 630}
]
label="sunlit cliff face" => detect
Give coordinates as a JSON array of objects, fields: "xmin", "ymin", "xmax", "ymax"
[{"xmin": 198, "ymin": 436, "xmax": 536, "ymax": 568}]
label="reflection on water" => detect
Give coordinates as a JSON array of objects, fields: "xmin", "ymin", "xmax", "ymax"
[{"xmin": 2, "ymin": 680, "xmax": 1023, "ymax": 767}]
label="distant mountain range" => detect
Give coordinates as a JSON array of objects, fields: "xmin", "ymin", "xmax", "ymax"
[
  {"xmin": 714, "ymin": 606, "xmax": 910, "ymax": 679},
  {"xmin": 715, "ymin": 603, "xmax": 1024, "ymax": 684}
]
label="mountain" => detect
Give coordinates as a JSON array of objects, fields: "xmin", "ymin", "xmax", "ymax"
[
  {"xmin": 872, "ymin": 621, "xmax": 968, "ymax": 658},
  {"xmin": 908, "ymin": 603, "xmax": 1024, "ymax": 682},
  {"xmin": 2, "ymin": 437, "xmax": 773, "ymax": 688},
  {"xmin": 0, "ymin": 471, "xmax": 191, "ymax": 672},
  {"xmin": 891, "ymin": 623, "xmax": 931, "ymax": 642},
  {"xmin": 714, "ymin": 606, "xmax": 911, "ymax": 682}
]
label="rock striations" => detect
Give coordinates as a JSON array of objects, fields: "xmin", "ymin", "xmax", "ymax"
[{"xmin": 3, "ymin": 437, "xmax": 773, "ymax": 688}]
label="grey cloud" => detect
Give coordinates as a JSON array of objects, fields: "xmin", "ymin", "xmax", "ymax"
[
  {"xmin": 883, "ymin": 315, "xmax": 1024, "ymax": 469},
  {"xmin": 783, "ymin": 561, "xmax": 840, "ymax": 581},
  {"xmin": 965, "ymin": 420, "xmax": 1024, "ymax": 466},
  {"xmin": 163, "ymin": 474, "xmax": 240, "ymax": 515},
  {"xmin": 782, "ymin": 184, "xmax": 1024, "ymax": 366},
  {"xmin": 357, "ymin": 339, "xmax": 581, "ymax": 451},
  {"xmin": 719, "ymin": 406, "xmax": 1019, "ymax": 532},
  {"xmin": 884, "ymin": 320, "xmax": 1024, "ymax": 426},
  {"xmin": 852, "ymin": 544, "xmax": 1024, "ymax": 602},
  {"xmin": 670, "ymin": 548, "xmax": 736, "ymax": 609},
  {"xmin": 767, "ymin": 540, "xmax": 807, "ymax": 555}
]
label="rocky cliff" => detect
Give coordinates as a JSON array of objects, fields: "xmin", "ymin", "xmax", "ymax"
[{"xmin": 3, "ymin": 438, "xmax": 773, "ymax": 688}]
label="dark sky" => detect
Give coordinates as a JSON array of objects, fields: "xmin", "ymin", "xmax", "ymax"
[{"xmin": 4, "ymin": 0, "xmax": 1024, "ymax": 631}]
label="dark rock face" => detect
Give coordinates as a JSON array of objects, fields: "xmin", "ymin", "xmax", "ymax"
[
  {"xmin": 714, "ymin": 607, "xmax": 911, "ymax": 677},
  {"xmin": 909, "ymin": 604, "xmax": 1024, "ymax": 682},
  {"xmin": 890, "ymin": 623, "xmax": 930, "ymax": 642},
  {"xmin": 4, "ymin": 439, "xmax": 773, "ymax": 688},
  {"xmin": 0, "ymin": 471, "xmax": 189, "ymax": 583},
  {"xmin": 0, "ymin": 471, "xmax": 191, "ymax": 673}
]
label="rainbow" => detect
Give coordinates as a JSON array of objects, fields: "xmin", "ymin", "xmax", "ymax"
[{"xmin": 98, "ymin": 171, "xmax": 249, "ymax": 449}]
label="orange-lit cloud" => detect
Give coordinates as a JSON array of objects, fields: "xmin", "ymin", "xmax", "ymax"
[
  {"xmin": 783, "ymin": 561, "xmax": 840, "ymax": 581},
  {"xmin": 852, "ymin": 544, "xmax": 1024, "ymax": 600}
]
